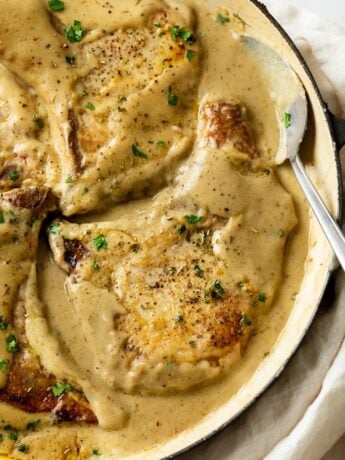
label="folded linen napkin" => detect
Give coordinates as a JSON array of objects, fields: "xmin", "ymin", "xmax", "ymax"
[{"xmin": 183, "ymin": 2, "xmax": 345, "ymax": 459}]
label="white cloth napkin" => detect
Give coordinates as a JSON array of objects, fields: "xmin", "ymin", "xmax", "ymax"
[{"xmin": 182, "ymin": 2, "xmax": 345, "ymax": 459}]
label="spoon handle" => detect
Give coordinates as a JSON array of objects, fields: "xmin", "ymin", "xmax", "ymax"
[{"xmin": 291, "ymin": 155, "xmax": 345, "ymax": 271}]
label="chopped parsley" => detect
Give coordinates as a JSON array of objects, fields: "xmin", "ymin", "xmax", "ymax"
[
  {"xmin": 48, "ymin": 381, "xmax": 72, "ymax": 397},
  {"xmin": 178, "ymin": 224, "xmax": 187, "ymax": 235},
  {"xmin": 65, "ymin": 175, "xmax": 73, "ymax": 184},
  {"xmin": 166, "ymin": 361, "xmax": 174, "ymax": 370},
  {"xmin": 83, "ymin": 186, "xmax": 89, "ymax": 194},
  {"xmin": 65, "ymin": 55, "xmax": 76, "ymax": 65},
  {"xmin": 167, "ymin": 86, "xmax": 178, "ymax": 106},
  {"xmin": 284, "ymin": 112, "xmax": 292, "ymax": 128},
  {"xmin": 194, "ymin": 265, "xmax": 204, "ymax": 278},
  {"xmin": 8, "ymin": 170, "xmax": 19, "ymax": 181},
  {"xmin": 6, "ymin": 333, "xmax": 19, "ymax": 353},
  {"xmin": 17, "ymin": 444, "xmax": 29, "ymax": 453},
  {"xmin": 185, "ymin": 214, "xmax": 202, "ymax": 224},
  {"xmin": 86, "ymin": 101, "xmax": 95, "ymax": 111},
  {"xmin": 0, "ymin": 212, "xmax": 4, "ymax": 224},
  {"xmin": 210, "ymin": 280, "xmax": 225, "ymax": 299},
  {"xmin": 241, "ymin": 313, "xmax": 252, "ymax": 326},
  {"xmin": 0, "ymin": 359, "xmax": 8, "ymax": 371},
  {"xmin": 132, "ymin": 144, "xmax": 148, "ymax": 159},
  {"xmin": 93, "ymin": 234, "xmax": 108, "ymax": 250},
  {"xmin": 216, "ymin": 14, "xmax": 230, "ymax": 24},
  {"xmin": 92, "ymin": 259, "xmax": 100, "ymax": 272},
  {"xmin": 175, "ymin": 315, "xmax": 185, "ymax": 324},
  {"xmin": 0, "ymin": 315, "xmax": 8, "ymax": 331},
  {"xmin": 81, "ymin": 89, "xmax": 89, "ymax": 97},
  {"xmin": 157, "ymin": 140, "xmax": 166, "ymax": 147},
  {"xmin": 48, "ymin": 223, "xmax": 60, "ymax": 235},
  {"xmin": 92, "ymin": 449, "xmax": 102, "ymax": 456},
  {"xmin": 31, "ymin": 215, "xmax": 39, "ymax": 226},
  {"xmin": 4, "ymin": 425, "xmax": 12, "ymax": 430},
  {"xmin": 186, "ymin": 49, "xmax": 196, "ymax": 61},
  {"xmin": 170, "ymin": 26, "xmax": 196, "ymax": 44},
  {"xmin": 64, "ymin": 20, "xmax": 84, "ymax": 43},
  {"xmin": 48, "ymin": 0, "xmax": 65, "ymax": 11},
  {"xmin": 258, "ymin": 292, "xmax": 267, "ymax": 303},
  {"xmin": 8, "ymin": 431, "xmax": 18, "ymax": 441},
  {"xmin": 26, "ymin": 419, "xmax": 41, "ymax": 431},
  {"xmin": 33, "ymin": 113, "xmax": 45, "ymax": 128},
  {"xmin": 0, "ymin": 433, "xmax": 3, "ymax": 443}
]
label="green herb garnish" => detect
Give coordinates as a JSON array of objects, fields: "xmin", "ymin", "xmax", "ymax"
[
  {"xmin": 132, "ymin": 144, "xmax": 148, "ymax": 159},
  {"xmin": 83, "ymin": 186, "xmax": 89, "ymax": 194},
  {"xmin": 8, "ymin": 170, "xmax": 19, "ymax": 181},
  {"xmin": 93, "ymin": 234, "xmax": 108, "ymax": 250},
  {"xmin": 33, "ymin": 113, "xmax": 45, "ymax": 128},
  {"xmin": 0, "ymin": 360, "xmax": 8, "ymax": 371},
  {"xmin": 65, "ymin": 175, "xmax": 73, "ymax": 184},
  {"xmin": 6, "ymin": 333, "xmax": 19, "ymax": 353},
  {"xmin": 186, "ymin": 49, "xmax": 196, "ymax": 61},
  {"xmin": 157, "ymin": 140, "xmax": 166, "ymax": 147},
  {"xmin": 17, "ymin": 444, "xmax": 29, "ymax": 453},
  {"xmin": 0, "ymin": 212, "xmax": 4, "ymax": 224},
  {"xmin": 8, "ymin": 432, "xmax": 18, "ymax": 441},
  {"xmin": 170, "ymin": 26, "xmax": 196, "ymax": 44},
  {"xmin": 185, "ymin": 214, "xmax": 202, "ymax": 224},
  {"xmin": 92, "ymin": 259, "xmax": 100, "ymax": 272},
  {"xmin": 284, "ymin": 112, "xmax": 292, "ymax": 128},
  {"xmin": 64, "ymin": 20, "xmax": 84, "ymax": 43},
  {"xmin": 65, "ymin": 55, "xmax": 76, "ymax": 65},
  {"xmin": 26, "ymin": 419, "xmax": 41, "ymax": 431},
  {"xmin": 166, "ymin": 361, "xmax": 174, "ymax": 370},
  {"xmin": 241, "ymin": 313, "xmax": 252, "ymax": 326},
  {"xmin": 48, "ymin": 381, "xmax": 72, "ymax": 397},
  {"xmin": 167, "ymin": 86, "xmax": 178, "ymax": 106},
  {"xmin": 178, "ymin": 224, "xmax": 187, "ymax": 235},
  {"xmin": 48, "ymin": 0, "xmax": 65, "ymax": 11},
  {"xmin": 210, "ymin": 280, "xmax": 225, "ymax": 299},
  {"xmin": 0, "ymin": 316, "xmax": 8, "ymax": 331},
  {"xmin": 258, "ymin": 292, "xmax": 267, "ymax": 303},
  {"xmin": 92, "ymin": 449, "xmax": 102, "ymax": 456},
  {"xmin": 0, "ymin": 433, "xmax": 3, "ymax": 443},
  {"xmin": 216, "ymin": 14, "xmax": 230, "ymax": 24},
  {"xmin": 48, "ymin": 223, "xmax": 60, "ymax": 235},
  {"xmin": 194, "ymin": 265, "xmax": 204, "ymax": 278},
  {"xmin": 85, "ymin": 101, "xmax": 95, "ymax": 111}
]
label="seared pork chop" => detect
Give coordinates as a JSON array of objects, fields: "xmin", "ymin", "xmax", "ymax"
[{"xmin": 47, "ymin": 99, "xmax": 296, "ymax": 394}]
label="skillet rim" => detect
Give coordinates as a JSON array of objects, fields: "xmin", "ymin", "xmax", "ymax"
[{"xmin": 168, "ymin": 0, "xmax": 343, "ymax": 458}]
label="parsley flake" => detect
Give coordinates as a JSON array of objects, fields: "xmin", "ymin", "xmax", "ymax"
[
  {"xmin": 83, "ymin": 186, "xmax": 89, "ymax": 194},
  {"xmin": 6, "ymin": 333, "xmax": 19, "ymax": 353},
  {"xmin": 93, "ymin": 234, "xmax": 108, "ymax": 251},
  {"xmin": 64, "ymin": 20, "xmax": 84, "ymax": 43},
  {"xmin": 168, "ymin": 86, "xmax": 178, "ymax": 106},
  {"xmin": 17, "ymin": 444, "xmax": 29, "ymax": 453},
  {"xmin": 284, "ymin": 112, "xmax": 292, "ymax": 128},
  {"xmin": 48, "ymin": 381, "xmax": 72, "ymax": 397},
  {"xmin": 258, "ymin": 292, "xmax": 267, "ymax": 303},
  {"xmin": 65, "ymin": 55, "xmax": 76, "ymax": 65},
  {"xmin": 48, "ymin": 223, "xmax": 60, "ymax": 235},
  {"xmin": 241, "ymin": 313, "xmax": 252, "ymax": 326},
  {"xmin": 48, "ymin": 0, "xmax": 65, "ymax": 11},
  {"xmin": 157, "ymin": 140, "xmax": 166, "ymax": 147},
  {"xmin": 92, "ymin": 259, "xmax": 100, "ymax": 272},
  {"xmin": 216, "ymin": 14, "xmax": 230, "ymax": 24},
  {"xmin": 92, "ymin": 449, "xmax": 102, "ymax": 456},
  {"xmin": 26, "ymin": 419, "xmax": 41, "ymax": 431},
  {"xmin": 86, "ymin": 101, "xmax": 95, "ymax": 111},
  {"xmin": 8, "ymin": 432, "xmax": 18, "ymax": 441},
  {"xmin": 8, "ymin": 170, "xmax": 19, "ymax": 181},
  {"xmin": 194, "ymin": 265, "xmax": 204, "ymax": 278},
  {"xmin": 132, "ymin": 144, "xmax": 148, "ymax": 159},
  {"xmin": 0, "ymin": 433, "xmax": 3, "ymax": 443},
  {"xmin": 186, "ymin": 49, "xmax": 196, "ymax": 61},
  {"xmin": 210, "ymin": 280, "xmax": 225, "ymax": 299},
  {"xmin": 185, "ymin": 214, "xmax": 202, "ymax": 224},
  {"xmin": 0, "ymin": 315, "xmax": 8, "ymax": 331},
  {"xmin": 0, "ymin": 212, "xmax": 4, "ymax": 224},
  {"xmin": 170, "ymin": 26, "xmax": 196, "ymax": 44},
  {"xmin": 0, "ymin": 359, "xmax": 8, "ymax": 371},
  {"xmin": 65, "ymin": 175, "xmax": 73, "ymax": 184},
  {"xmin": 33, "ymin": 113, "xmax": 45, "ymax": 128}
]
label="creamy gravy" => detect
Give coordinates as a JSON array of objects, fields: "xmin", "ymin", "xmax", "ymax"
[{"xmin": 0, "ymin": 0, "xmax": 309, "ymax": 458}]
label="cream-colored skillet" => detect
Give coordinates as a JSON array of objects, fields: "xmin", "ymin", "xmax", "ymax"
[{"xmin": 152, "ymin": 0, "xmax": 345, "ymax": 458}]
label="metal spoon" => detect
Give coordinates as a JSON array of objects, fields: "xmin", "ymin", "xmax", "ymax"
[{"xmin": 243, "ymin": 35, "xmax": 345, "ymax": 271}]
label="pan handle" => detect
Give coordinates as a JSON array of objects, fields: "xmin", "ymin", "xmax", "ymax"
[{"xmin": 330, "ymin": 113, "xmax": 345, "ymax": 150}]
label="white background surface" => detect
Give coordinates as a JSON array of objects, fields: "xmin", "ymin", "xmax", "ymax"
[{"xmin": 285, "ymin": 0, "xmax": 345, "ymax": 27}]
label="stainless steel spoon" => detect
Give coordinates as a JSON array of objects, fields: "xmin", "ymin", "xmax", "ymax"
[{"xmin": 243, "ymin": 35, "xmax": 345, "ymax": 271}]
